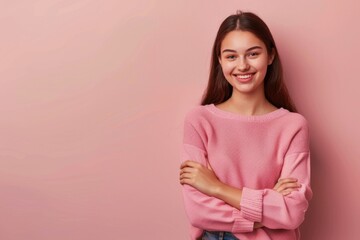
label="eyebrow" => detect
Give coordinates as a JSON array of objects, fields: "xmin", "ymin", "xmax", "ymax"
[{"xmin": 222, "ymin": 46, "xmax": 263, "ymax": 53}]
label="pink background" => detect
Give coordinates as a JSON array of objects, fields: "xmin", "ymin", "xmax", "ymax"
[{"xmin": 0, "ymin": 1, "xmax": 359, "ymax": 239}]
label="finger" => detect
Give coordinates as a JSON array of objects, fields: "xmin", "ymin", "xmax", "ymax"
[
  {"xmin": 276, "ymin": 183, "xmax": 301, "ymax": 193},
  {"xmin": 276, "ymin": 182, "xmax": 301, "ymax": 192},
  {"xmin": 179, "ymin": 172, "xmax": 193, "ymax": 181},
  {"xmin": 180, "ymin": 167, "xmax": 196, "ymax": 174},
  {"xmin": 179, "ymin": 173, "xmax": 196, "ymax": 185},
  {"xmin": 273, "ymin": 182, "xmax": 281, "ymax": 190},
  {"xmin": 180, "ymin": 178, "xmax": 194, "ymax": 185},
  {"xmin": 180, "ymin": 160, "xmax": 191, "ymax": 168},
  {"xmin": 179, "ymin": 177, "xmax": 189, "ymax": 185},
  {"xmin": 273, "ymin": 178, "xmax": 298, "ymax": 190},
  {"xmin": 280, "ymin": 188, "xmax": 300, "ymax": 196},
  {"xmin": 277, "ymin": 178, "xmax": 298, "ymax": 184},
  {"xmin": 180, "ymin": 160, "xmax": 200, "ymax": 169},
  {"xmin": 282, "ymin": 190, "xmax": 291, "ymax": 196}
]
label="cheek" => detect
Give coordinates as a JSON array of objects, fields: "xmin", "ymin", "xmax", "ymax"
[
  {"xmin": 220, "ymin": 63, "xmax": 235, "ymax": 75},
  {"xmin": 252, "ymin": 59, "xmax": 269, "ymax": 72},
  {"xmin": 219, "ymin": 64, "xmax": 233, "ymax": 83}
]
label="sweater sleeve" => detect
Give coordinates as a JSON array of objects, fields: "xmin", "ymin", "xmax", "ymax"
[
  {"xmin": 240, "ymin": 119, "xmax": 313, "ymax": 230},
  {"xmin": 181, "ymin": 119, "xmax": 254, "ymax": 234}
]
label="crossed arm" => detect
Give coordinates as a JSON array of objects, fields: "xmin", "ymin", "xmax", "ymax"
[
  {"xmin": 180, "ymin": 117, "xmax": 312, "ymax": 233},
  {"xmin": 179, "ymin": 160, "xmax": 301, "ymax": 228}
]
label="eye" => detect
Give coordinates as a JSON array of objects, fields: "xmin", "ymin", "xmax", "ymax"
[
  {"xmin": 225, "ymin": 55, "xmax": 236, "ymax": 60},
  {"xmin": 247, "ymin": 52, "xmax": 259, "ymax": 58}
]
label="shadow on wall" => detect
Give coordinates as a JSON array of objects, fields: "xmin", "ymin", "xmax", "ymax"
[{"xmin": 300, "ymin": 123, "xmax": 356, "ymax": 240}]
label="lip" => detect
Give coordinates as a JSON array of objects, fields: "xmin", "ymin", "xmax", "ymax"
[{"xmin": 233, "ymin": 73, "xmax": 255, "ymax": 83}]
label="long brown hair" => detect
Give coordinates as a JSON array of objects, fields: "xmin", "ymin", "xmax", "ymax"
[{"xmin": 201, "ymin": 11, "xmax": 297, "ymax": 112}]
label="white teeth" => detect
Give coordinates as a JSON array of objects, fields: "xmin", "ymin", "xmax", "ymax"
[{"xmin": 236, "ymin": 74, "xmax": 252, "ymax": 79}]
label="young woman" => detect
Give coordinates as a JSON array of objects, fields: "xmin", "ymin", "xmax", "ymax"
[{"xmin": 179, "ymin": 11, "xmax": 312, "ymax": 240}]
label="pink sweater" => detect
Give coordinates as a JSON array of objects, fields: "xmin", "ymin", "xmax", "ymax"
[{"xmin": 181, "ymin": 104, "xmax": 312, "ymax": 240}]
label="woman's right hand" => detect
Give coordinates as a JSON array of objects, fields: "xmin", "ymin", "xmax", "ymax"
[{"xmin": 273, "ymin": 178, "xmax": 301, "ymax": 196}]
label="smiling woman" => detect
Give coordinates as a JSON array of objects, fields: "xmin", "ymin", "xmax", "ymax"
[
  {"xmin": 218, "ymin": 30, "xmax": 274, "ymax": 99},
  {"xmin": 179, "ymin": 11, "xmax": 312, "ymax": 240}
]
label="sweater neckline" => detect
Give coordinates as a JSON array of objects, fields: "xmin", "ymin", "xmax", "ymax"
[{"xmin": 206, "ymin": 103, "xmax": 288, "ymax": 121}]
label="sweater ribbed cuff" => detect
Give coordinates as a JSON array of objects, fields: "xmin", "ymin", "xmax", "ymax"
[
  {"xmin": 231, "ymin": 209, "xmax": 254, "ymax": 233},
  {"xmin": 240, "ymin": 187, "xmax": 264, "ymax": 223}
]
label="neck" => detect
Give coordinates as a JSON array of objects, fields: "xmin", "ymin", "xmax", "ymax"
[{"xmin": 225, "ymin": 90, "xmax": 275, "ymax": 116}]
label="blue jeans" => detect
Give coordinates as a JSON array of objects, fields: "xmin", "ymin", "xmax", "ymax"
[{"xmin": 202, "ymin": 231, "xmax": 239, "ymax": 240}]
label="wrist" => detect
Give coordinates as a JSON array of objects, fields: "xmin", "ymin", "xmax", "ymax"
[
  {"xmin": 211, "ymin": 181, "xmax": 225, "ymax": 198},
  {"xmin": 211, "ymin": 182, "xmax": 243, "ymax": 210}
]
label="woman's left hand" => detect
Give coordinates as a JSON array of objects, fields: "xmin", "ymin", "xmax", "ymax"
[{"xmin": 179, "ymin": 160, "xmax": 221, "ymax": 196}]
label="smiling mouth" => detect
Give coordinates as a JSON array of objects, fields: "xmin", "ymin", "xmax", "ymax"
[
  {"xmin": 233, "ymin": 73, "xmax": 254, "ymax": 82},
  {"xmin": 237, "ymin": 74, "xmax": 253, "ymax": 79}
]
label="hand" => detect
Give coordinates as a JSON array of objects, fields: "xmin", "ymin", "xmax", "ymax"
[
  {"xmin": 273, "ymin": 178, "xmax": 301, "ymax": 196},
  {"xmin": 179, "ymin": 160, "xmax": 221, "ymax": 196}
]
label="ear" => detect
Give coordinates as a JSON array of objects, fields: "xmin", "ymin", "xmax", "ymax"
[{"xmin": 268, "ymin": 48, "xmax": 275, "ymax": 65}]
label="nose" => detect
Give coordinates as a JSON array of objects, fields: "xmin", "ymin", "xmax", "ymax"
[{"xmin": 237, "ymin": 57, "xmax": 249, "ymax": 71}]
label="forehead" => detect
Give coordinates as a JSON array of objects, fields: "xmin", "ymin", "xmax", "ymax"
[{"xmin": 220, "ymin": 30, "xmax": 266, "ymax": 51}]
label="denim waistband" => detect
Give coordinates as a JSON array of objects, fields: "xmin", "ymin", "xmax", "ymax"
[{"xmin": 202, "ymin": 231, "xmax": 239, "ymax": 240}]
